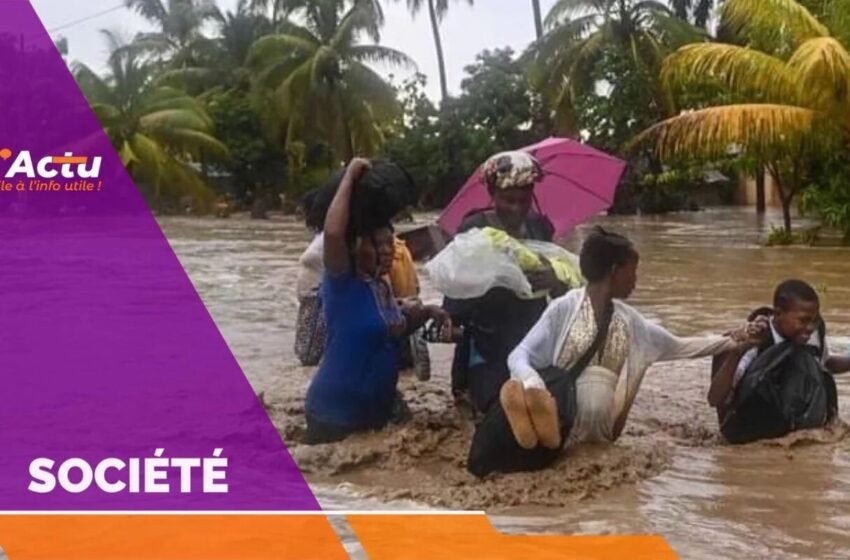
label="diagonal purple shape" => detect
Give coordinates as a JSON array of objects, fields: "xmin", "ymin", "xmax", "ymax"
[{"xmin": 0, "ymin": 0, "xmax": 318, "ymax": 510}]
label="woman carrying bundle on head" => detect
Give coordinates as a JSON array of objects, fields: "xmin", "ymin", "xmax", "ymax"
[
  {"xmin": 303, "ymin": 159, "xmax": 451, "ymax": 445},
  {"xmin": 294, "ymin": 165, "xmax": 423, "ymax": 369},
  {"xmin": 467, "ymin": 227, "xmax": 764, "ymax": 477}
]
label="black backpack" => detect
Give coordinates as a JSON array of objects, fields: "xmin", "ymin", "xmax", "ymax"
[{"xmin": 711, "ymin": 311, "xmax": 837, "ymax": 444}]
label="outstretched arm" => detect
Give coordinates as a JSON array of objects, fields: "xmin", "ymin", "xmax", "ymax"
[{"xmin": 323, "ymin": 158, "xmax": 370, "ymax": 277}]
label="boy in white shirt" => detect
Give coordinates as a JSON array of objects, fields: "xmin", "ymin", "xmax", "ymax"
[{"xmin": 709, "ymin": 280, "xmax": 850, "ymax": 443}]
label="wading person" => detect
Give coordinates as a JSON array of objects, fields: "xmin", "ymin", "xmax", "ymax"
[
  {"xmin": 295, "ymin": 179, "xmax": 423, "ymax": 369},
  {"xmin": 708, "ymin": 280, "xmax": 850, "ymax": 444},
  {"xmin": 303, "ymin": 159, "xmax": 450, "ymax": 445},
  {"xmin": 445, "ymin": 151, "xmax": 575, "ymax": 415},
  {"xmin": 467, "ymin": 227, "xmax": 757, "ymax": 477}
]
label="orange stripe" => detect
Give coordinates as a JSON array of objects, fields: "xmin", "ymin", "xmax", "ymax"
[
  {"xmin": 0, "ymin": 515, "xmax": 348, "ymax": 559},
  {"xmin": 51, "ymin": 156, "xmax": 87, "ymax": 164},
  {"xmin": 347, "ymin": 514, "xmax": 680, "ymax": 560}
]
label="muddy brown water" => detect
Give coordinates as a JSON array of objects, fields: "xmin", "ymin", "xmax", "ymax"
[{"xmin": 160, "ymin": 207, "xmax": 850, "ymax": 560}]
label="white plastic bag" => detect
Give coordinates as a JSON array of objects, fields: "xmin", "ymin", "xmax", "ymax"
[
  {"xmin": 424, "ymin": 228, "xmax": 581, "ymax": 299},
  {"xmin": 425, "ymin": 229, "xmax": 532, "ymax": 299}
]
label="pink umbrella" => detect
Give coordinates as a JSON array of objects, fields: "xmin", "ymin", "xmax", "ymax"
[{"xmin": 438, "ymin": 137, "xmax": 627, "ymax": 237}]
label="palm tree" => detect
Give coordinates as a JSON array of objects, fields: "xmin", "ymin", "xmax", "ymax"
[
  {"xmin": 531, "ymin": 0, "xmax": 544, "ymax": 39},
  {"xmin": 124, "ymin": 0, "xmax": 220, "ymax": 67},
  {"xmin": 530, "ymin": 0, "xmax": 704, "ymax": 133},
  {"xmin": 395, "ymin": 0, "xmax": 473, "ymax": 102},
  {"xmin": 159, "ymin": 0, "xmax": 274, "ymax": 93},
  {"xmin": 74, "ymin": 31, "xmax": 228, "ymax": 210},
  {"xmin": 247, "ymin": 0, "xmax": 414, "ymax": 161},
  {"xmin": 632, "ymin": 0, "xmax": 850, "ymax": 233}
]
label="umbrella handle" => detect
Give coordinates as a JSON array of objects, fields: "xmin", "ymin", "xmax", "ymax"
[{"xmin": 532, "ymin": 192, "xmax": 548, "ymax": 220}]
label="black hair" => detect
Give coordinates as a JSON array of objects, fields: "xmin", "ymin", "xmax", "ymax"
[
  {"xmin": 774, "ymin": 279, "xmax": 819, "ymax": 311},
  {"xmin": 300, "ymin": 190, "xmax": 324, "ymax": 231},
  {"xmin": 579, "ymin": 226, "xmax": 638, "ymax": 282}
]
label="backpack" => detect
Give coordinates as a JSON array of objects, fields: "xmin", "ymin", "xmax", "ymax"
[{"xmin": 711, "ymin": 310, "xmax": 837, "ymax": 444}]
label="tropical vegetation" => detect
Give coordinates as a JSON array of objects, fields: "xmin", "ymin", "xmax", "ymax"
[{"xmin": 53, "ymin": 0, "xmax": 850, "ymax": 241}]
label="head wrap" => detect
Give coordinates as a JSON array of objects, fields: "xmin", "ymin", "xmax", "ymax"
[{"xmin": 482, "ymin": 151, "xmax": 543, "ymax": 191}]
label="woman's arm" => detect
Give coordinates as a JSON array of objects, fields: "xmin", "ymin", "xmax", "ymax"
[
  {"xmin": 323, "ymin": 158, "xmax": 370, "ymax": 277},
  {"xmin": 507, "ymin": 295, "xmax": 574, "ymax": 389},
  {"xmin": 647, "ymin": 321, "xmax": 740, "ymax": 363}
]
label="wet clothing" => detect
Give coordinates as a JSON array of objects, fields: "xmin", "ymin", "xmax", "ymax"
[
  {"xmin": 388, "ymin": 237, "xmax": 419, "ymax": 299},
  {"xmin": 304, "ymin": 272, "xmax": 402, "ymax": 440},
  {"xmin": 510, "ymin": 288, "xmax": 736, "ymax": 428},
  {"xmin": 466, "ymin": 288, "xmax": 736, "ymax": 477},
  {"xmin": 445, "ymin": 210, "xmax": 558, "ymax": 413},
  {"xmin": 713, "ymin": 317, "xmax": 837, "ymax": 444},
  {"xmin": 294, "ymin": 234, "xmax": 421, "ymax": 368}
]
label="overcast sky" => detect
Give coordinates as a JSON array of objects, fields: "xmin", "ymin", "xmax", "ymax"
[{"xmin": 31, "ymin": 0, "xmax": 559, "ymax": 101}]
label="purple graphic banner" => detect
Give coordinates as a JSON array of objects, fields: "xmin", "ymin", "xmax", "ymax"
[{"xmin": 0, "ymin": 0, "xmax": 318, "ymax": 510}]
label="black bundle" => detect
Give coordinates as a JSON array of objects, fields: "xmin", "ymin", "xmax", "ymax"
[{"xmin": 305, "ymin": 160, "xmax": 417, "ymax": 239}]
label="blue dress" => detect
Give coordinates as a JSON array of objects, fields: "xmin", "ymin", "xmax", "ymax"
[{"xmin": 305, "ymin": 271, "xmax": 400, "ymax": 431}]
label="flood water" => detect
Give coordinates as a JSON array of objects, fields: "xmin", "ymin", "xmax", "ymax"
[{"xmin": 160, "ymin": 207, "xmax": 850, "ymax": 560}]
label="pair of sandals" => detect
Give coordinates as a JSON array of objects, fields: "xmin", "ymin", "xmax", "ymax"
[{"xmin": 500, "ymin": 379, "xmax": 561, "ymax": 449}]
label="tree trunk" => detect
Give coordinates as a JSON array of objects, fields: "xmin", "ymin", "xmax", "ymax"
[
  {"xmin": 531, "ymin": 0, "xmax": 544, "ymax": 40},
  {"xmin": 427, "ymin": 0, "xmax": 449, "ymax": 102},
  {"xmin": 781, "ymin": 194, "xmax": 792, "ymax": 234},
  {"xmin": 755, "ymin": 167, "xmax": 766, "ymax": 214}
]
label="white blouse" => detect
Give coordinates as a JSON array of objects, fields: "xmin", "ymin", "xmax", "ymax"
[{"xmin": 508, "ymin": 288, "xmax": 738, "ymax": 441}]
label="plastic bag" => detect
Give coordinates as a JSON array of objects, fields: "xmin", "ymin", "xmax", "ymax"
[{"xmin": 425, "ymin": 228, "xmax": 583, "ymax": 299}]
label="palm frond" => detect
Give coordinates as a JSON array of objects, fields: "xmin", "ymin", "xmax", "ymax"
[
  {"xmin": 631, "ymin": 104, "xmax": 822, "ymax": 160},
  {"xmin": 545, "ymin": 0, "xmax": 606, "ymax": 28},
  {"xmin": 344, "ymin": 62, "xmax": 401, "ymax": 120},
  {"xmin": 247, "ymin": 33, "xmax": 317, "ymax": 66},
  {"xmin": 721, "ymin": 0, "xmax": 828, "ymax": 49},
  {"xmin": 73, "ymin": 62, "xmax": 114, "ymax": 105},
  {"xmin": 787, "ymin": 37, "xmax": 850, "ymax": 109},
  {"xmin": 124, "ymin": 0, "xmax": 168, "ymax": 26},
  {"xmin": 139, "ymin": 109, "xmax": 213, "ymax": 133},
  {"xmin": 662, "ymin": 44, "xmax": 798, "ymax": 104},
  {"xmin": 633, "ymin": 1, "xmax": 673, "ymax": 16},
  {"xmin": 333, "ymin": 1, "xmax": 380, "ymax": 48},
  {"xmin": 162, "ymin": 128, "xmax": 231, "ymax": 160},
  {"xmin": 348, "ymin": 45, "xmax": 417, "ymax": 70}
]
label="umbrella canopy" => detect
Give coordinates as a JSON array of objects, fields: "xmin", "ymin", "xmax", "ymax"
[{"xmin": 438, "ymin": 137, "xmax": 627, "ymax": 237}]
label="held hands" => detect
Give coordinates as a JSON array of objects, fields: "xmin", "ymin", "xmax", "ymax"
[
  {"xmin": 400, "ymin": 300, "xmax": 453, "ymax": 342},
  {"xmin": 726, "ymin": 315, "xmax": 770, "ymax": 349}
]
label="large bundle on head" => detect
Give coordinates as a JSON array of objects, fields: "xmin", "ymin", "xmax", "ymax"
[{"xmin": 306, "ymin": 160, "xmax": 416, "ymax": 239}]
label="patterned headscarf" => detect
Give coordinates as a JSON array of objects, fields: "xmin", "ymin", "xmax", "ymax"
[{"xmin": 482, "ymin": 151, "xmax": 543, "ymax": 192}]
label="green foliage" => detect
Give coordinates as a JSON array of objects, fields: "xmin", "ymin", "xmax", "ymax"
[
  {"xmin": 246, "ymin": 0, "xmax": 410, "ymax": 162},
  {"xmin": 204, "ymin": 87, "xmax": 287, "ymax": 201},
  {"xmin": 383, "ymin": 74, "xmax": 492, "ymax": 208},
  {"xmin": 458, "ymin": 48, "xmax": 538, "ymax": 148},
  {"xmin": 575, "ymin": 47, "xmax": 662, "ymax": 155},
  {"xmin": 800, "ymin": 157, "xmax": 850, "ymax": 242},
  {"xmin": 74, "ymin": 31, "xmax": 228, "ymax": 212},
  {"xmin": 383, "ymin": 49, "xmax": 544, "ymax": 208},
  {"xmin": 767, "ymin": 225, "xmax": 797, "ymax": 245}
]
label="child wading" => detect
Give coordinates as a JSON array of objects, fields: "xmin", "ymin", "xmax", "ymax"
[{"xmin": 709, "ymin": 280, "xmax": 850, "ymax": 444}]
